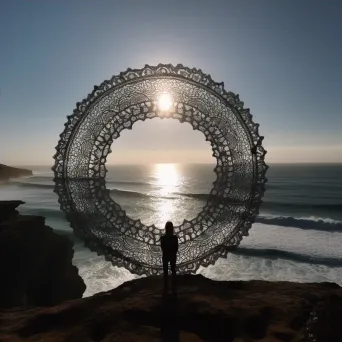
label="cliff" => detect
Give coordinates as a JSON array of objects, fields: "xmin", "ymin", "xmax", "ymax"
[
  {"xmin": 0, "ymin": 201, "xmax": 86, "ymax": 308},
  {"xmin": 0, "ymin": 275, "xmax": 341, "ymax": 341},
  {"xmin": 0, "ymin": 203, "xmax": 341, "ymax": 341},
  {"xmin": 0, "ymin": 164, "xmax": 32, "ymax": 181}
]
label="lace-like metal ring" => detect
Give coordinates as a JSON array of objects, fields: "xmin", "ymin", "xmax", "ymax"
[{"xmin": 53, "ymin": 64, "xmax": 268, "ymax": 275}]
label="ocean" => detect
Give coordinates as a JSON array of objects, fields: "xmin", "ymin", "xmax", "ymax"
[{"xmin": 1, "ymin": 163, "xmax": 341, "ymax": 297}]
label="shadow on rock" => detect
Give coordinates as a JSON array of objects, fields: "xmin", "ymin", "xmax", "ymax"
[{"xmin": 161, "ymin": 293, "xmax": 180, "ymax": 342}]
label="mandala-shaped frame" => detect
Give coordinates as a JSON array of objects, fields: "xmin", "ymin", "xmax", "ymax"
[{"xmin": 53, "ymin": 63, "xmax": 268, "ymax": 275}]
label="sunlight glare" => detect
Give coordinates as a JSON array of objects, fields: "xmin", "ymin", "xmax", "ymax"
[
  {"xmin": 150, "ymin": 163, "xmax": 182, "ymax": 228},
  {"xmin": 153, "ymin": 163, "xmax": 180, "ymax": 196},
  {"xmin": 158, "ymin": 93, "xmax": 173, "ymax": 111}
]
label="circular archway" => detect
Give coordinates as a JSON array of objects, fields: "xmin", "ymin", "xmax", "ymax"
[{"xmin": 53, "ymin": 64, "xmax": 268, "ymax": 275}]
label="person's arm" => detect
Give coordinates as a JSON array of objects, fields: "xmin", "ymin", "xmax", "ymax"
[{"xmin": 175, "ymin": 236, "xmax": 178, "ymax": 254}]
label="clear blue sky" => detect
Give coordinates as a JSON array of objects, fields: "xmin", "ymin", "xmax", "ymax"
[{"xmin": 1, "ymin": 0, "xmax": 341, "ymax": 165}]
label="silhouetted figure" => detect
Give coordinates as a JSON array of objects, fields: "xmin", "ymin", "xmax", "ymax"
[{"xmin": 161, "ymin": 221, "xmax": 178, "ymax": 292}]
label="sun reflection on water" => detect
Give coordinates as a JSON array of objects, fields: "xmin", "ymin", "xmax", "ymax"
[
  {"xmin": 153, "ymin": 163, "xmax": 180, "ymax": 196},
  {"xmin": 150, "ymin": 163, "xmax": 183, "ymax": 228},
  {"xmin": 108, "ymin": 163, "xmax": 212, "ymax": 230}
]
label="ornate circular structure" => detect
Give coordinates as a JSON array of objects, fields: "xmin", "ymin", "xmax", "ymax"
[{"xmin": 53, "ymin": 64, "xmax": 268, "ymax": 275}]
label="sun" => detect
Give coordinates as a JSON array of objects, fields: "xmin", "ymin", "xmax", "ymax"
[{"xmin": 158, "ymin": 93, "xmax": 173, "ymax": 111}]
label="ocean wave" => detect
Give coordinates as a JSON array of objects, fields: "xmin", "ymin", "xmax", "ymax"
[
  {"xmin": 110, "ymin": 188, "xmax": 210, "ymax": 201},
  {"xmin": 262, "ymin": 201, "xmax": 342, "ymax": 212},
  {"xmin": 174, "ymin": 192, "xmax": 209, "ymax": 200},
  {"xmin": 16, "ymin": 208, "xmax": 342, "ymax": 268},
  {"xmin": 107, "ymin": 180, "xmax": 148, "ymax": 187},
  {"xmin": 110, "ymin": 188, "xmax": 178, "ymax": 200},
  {"xmin": 256, "ymin": 215, "xmax": 342, "ymax": 232},
  {"xmin": 12, "ymin": 182, "xmax": 54, "ymax": 189},
  {"xmin": 232, "ymin": 247, "xmax": 342, "ymax": 267},
  {"xmin": 7, "ymin": 179, "xmax": 342, "ymax": 233},
  {"xmin": 53, "ymin": 229, "xmax": 342, "ymax": 268},
  {"xmin": 109, "ymin": 188, "xmax": 151, "ymax": 199}
]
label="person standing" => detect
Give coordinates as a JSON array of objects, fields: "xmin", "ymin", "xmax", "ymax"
[{"xmin": 160, "ymin": 221, "xmax": 178, "ymax": 292}]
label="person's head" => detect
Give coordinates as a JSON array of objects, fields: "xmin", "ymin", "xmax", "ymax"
[{"xmin": 165, "ymin": 221, "xmax": 174, "ymax": 235}]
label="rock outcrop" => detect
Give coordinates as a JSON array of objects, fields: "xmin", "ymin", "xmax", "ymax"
[
  {"xmin": 0, "ymin": 201, "xmax": 86, "ymax": 308},
  {"xmin": 0, "ymin": 164, "xmax": 32, "ymax": 181},
  {"xmin": 0, "ymin": 275, "xmax": 341, "ymax": 342}
]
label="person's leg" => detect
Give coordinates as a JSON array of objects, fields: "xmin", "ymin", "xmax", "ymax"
[
  {"xmin": 163, "ymin": 257, "xmax": 169, "ymax": 291},
  {"xmin": 170, "ymin": 256, "xmax": 176, "ymax": 292}
]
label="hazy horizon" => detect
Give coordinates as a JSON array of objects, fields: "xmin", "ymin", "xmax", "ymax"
[{"xmin": 7, "ymin": 161, "xmax": 342, "ymax": 169}]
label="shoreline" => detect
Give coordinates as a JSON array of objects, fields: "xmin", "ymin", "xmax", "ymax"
[{"xmin": 0, "ymin": 164, "xmax": 33, "ymax": 181}]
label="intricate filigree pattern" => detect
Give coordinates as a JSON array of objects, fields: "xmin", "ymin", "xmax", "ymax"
[{"xmin": 53, "ymin": 64, "xmax": 268, "ymax": 275}]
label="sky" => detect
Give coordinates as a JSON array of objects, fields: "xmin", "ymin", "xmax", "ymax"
[{"xmin": 0, "ymin": 0, "xmax": 341, "ymax": 166}]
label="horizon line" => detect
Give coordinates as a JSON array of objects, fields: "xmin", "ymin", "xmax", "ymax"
[{"xmin": 4, "ymin": 161, "xmax": 342, "ymax": 168}]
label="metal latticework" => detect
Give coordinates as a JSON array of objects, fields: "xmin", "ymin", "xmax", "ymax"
[{"xmin": 53, "ymin": 64, "xmax": 268, "ymax": 275}]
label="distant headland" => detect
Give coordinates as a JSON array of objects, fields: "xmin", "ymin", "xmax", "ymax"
[{"xmin": 0, "ymin": 163, "xmax": 32, "ymax": 181}]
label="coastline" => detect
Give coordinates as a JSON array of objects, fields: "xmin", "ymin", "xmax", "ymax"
[
  {"xmin": 0, "ymin": 199, "xmax": 341, "ymax": 340},
  {"xmin": 0, "ymin": 164, "xmax": 32, "ymax": 181}
]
